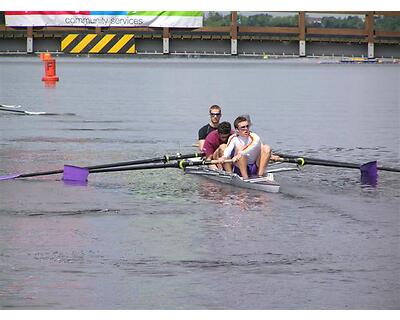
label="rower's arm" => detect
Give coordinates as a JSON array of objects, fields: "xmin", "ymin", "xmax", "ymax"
[
  {"xmin": 223, "ymin": 137, "xmax": 236, "ymax": 159},
  {"xmin": 198, "ymin": 139, "xmax": 205, "ymax": 151}
]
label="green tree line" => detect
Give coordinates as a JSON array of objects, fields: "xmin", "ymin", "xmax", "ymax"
[
  {"xmin": 204, "ymin": 12, "xmax": 400, "ymax": 31},
  {"xmin": 375, "ymin": 16, "xmax": 400, "ymax": 31}
]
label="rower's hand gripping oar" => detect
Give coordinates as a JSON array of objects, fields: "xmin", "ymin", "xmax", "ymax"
[{"xmin": 0, "ymin": 152, "xmax": 205, "ymax": 181}]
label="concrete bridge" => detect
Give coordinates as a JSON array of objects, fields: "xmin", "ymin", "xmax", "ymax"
[{"xmin": 1, "ymin": 11, "xmax": 399, "ymax": 58}]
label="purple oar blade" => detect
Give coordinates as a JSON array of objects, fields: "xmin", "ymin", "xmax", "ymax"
[
  {"xmin": 63, "ymin": 165, "xmax": 89, "ymax": 182},
  {"xmin": 0, "ymin": 173, "xmax": 21, "ymax": 180},
  {"xmin": 360, "ymin": 161, "xmax": 377, "ymax": 187}
]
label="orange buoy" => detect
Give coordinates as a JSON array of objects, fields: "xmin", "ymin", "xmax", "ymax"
[
  {"xmin": 42, "ymin": 56, "xmax": 59, "ymax": 81},
  {"xmin": 40, "ymin": 52, "xmax": 52, "ymax": 61}
]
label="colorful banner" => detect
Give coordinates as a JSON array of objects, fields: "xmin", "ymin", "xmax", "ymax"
[{"xmin": 5, "ymin": 11, "xmax": 203, "ymax": 28}]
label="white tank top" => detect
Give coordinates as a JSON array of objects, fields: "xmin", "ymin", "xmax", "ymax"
[{"xmin": 223, "ymin": 132, "xmax": 262, "ymax": 164}]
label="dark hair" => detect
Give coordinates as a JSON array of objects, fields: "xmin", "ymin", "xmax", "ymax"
[
  {"xmin": 217, "ymin": 121, "xmax": 231, "ymax": 134},
  {"xmin": 234, "ymin": 116, "xmax": 248, "ymax": 129},
  {"xmin": 209, "ymin": 104, "xmax": 221, "ymax": 112},
  {"xmin": 238, "ymin": 114, "xmax": 251, "ymax": 126}
]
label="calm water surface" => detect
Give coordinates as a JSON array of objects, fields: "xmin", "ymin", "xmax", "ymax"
[{"xmin": 0, "ymin": 57, "xmax": 399, "ymax": 309}]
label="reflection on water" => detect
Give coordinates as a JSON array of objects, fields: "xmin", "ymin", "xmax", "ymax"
[
  {"xmin": 196, "ymin": 178, "xmax": 272, "ymax": 212},
  {"xmin": 63, "ymin": 180, "xmax": 89, "ymax": 187}
]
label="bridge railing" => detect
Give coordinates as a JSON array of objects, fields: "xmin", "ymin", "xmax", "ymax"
[{"xmin": 0, "ymin": 11, "xmax": 399, "ymax": 57}]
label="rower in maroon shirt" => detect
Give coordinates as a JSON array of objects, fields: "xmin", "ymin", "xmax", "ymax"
[{"xmin": 202, "ymin": 121, "xmax": 234, "ymax": 169}]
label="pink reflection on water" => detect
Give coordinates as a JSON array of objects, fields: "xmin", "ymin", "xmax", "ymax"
[{"xmin": 195, "ymin": 179, "xmax": 272, "ymax": 212}]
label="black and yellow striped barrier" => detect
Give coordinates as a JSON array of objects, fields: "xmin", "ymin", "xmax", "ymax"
[{"xmin": 61, "ymin": 34, "xmax": 136, "ymax": 54}]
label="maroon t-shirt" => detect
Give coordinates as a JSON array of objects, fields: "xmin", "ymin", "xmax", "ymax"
[{"xmin": 202, "ymin": 130, "xmax": 234, "ymax": 158}]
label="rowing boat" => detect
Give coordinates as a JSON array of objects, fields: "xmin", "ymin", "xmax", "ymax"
[
  {"xmin": 2, "ymin": 151, "xmax": 397, "ymax": 189},
  {"xmin": 184, "ymin": 164, "xmax": 299, "ymax": 193}
]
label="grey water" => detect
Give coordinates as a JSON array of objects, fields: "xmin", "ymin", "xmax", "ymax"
[{"xmin": 0, "ymin": 56, "xmax": 399, "ymax": 309}]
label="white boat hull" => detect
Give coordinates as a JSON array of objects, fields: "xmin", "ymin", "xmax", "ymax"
[{"xmin": 184, "ymin": 166, "xmax": 281, "ymax": 193}]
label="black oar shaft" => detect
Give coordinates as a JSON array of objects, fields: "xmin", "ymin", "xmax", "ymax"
[
  {"xmin": 85, "ymin": 152, "xmax": 204, "ymax": 170},
  {"xmin": 2, "ymin": 152, "xmax": 205, "ymax": 180},
  {"xmin": 89, "ymin": 159, "xmax": 211, "ymax": 174},
  {"xmin": 302, "ymin": 159, "xmax": 360, "ymax": 169},
  {"xmin": 378, "ymin": 166, "xmax": 400, "ymax": 172},
  {"xmin": 19, "ymin": 169, "xmax": 63, "ymax": 178},
  {"xmin": 277, "ymin": 153, "xmax": 353, "ymax": 164},
  {"xmin": 90, "ymin": 162, "xmax": 181, "ymax": 173},
  {"xmin": 280, "ymin": 156, "xmax": 361, "ymax": 169},
  {"xmin": 276, "ymin": 153, "xmax": 400, "ymax": 173},
  {"xmin": 0, "ymin": 106, "xmax": 25, "ymax": 114}
]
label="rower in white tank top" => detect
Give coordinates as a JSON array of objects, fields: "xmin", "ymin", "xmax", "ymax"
[
  {"xmin": 218, "ymin": 115, "xmax": 280, "ymax": 179},
  {"xmin": 223, "ymin": 131, "xmax": 262, "ymax": 165}
]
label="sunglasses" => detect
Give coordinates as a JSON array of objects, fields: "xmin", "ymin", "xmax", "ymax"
[
  {"xmin": 210, "ymin": 112, "xmax": 221, "ymax": 117},
  {"xmin": 238, "ymin": 125, "xmax": 249, "ymax": 130}
]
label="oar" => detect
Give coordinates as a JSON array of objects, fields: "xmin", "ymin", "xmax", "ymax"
[
  {"xmin": 0, "ymin": 152, "xmax": 205, "ymax": 181},
  {"xmin": 275, "ymin": 153, "xmax": 400, "ymax": 173},
  {"xmin": 64, "ymin": 159, "xmax": 229, "ymax": 182},
  {"xmin": 0, "ymin": 104, "xmax": 22, "ymax": 109},
  {"xmin": 0, "ymin": 105, "xmax": 26, "ymax": 114},
  {"xmin": 274, "ymin": 153, "xmax": 400, "ymax": 187},
  {"xmin": 0, "ymin": 105, "xmax": 46, "ymax": 115}
]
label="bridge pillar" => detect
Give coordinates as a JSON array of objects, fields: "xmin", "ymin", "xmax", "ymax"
[
  {"xmin": 163, "ymin": 38, "xmax": 169, "ymax": 54},
  {"xmin": 231, "ymin": 11, "xmax": 238, "ymax": 55},
  {"xmin": 366, "ymin": 12, "xmax": 375, "ymax": 58},
  {"xmin": 299, "ymin": 12, "xmax": 306, "ymax": 57},
  {"xmin": 27, "ymin": 27, "xmax": 33, "ymax": 53},
  {"xmin": 299, "ymin": 40, "xmax": 306, "ymax": 57},
  {"xmin": 163, "ymin": 28, "xmax": 170, "ymax": 54},
  {"xmin": 368, "ymin": 42, "xmax": 374, "ymax": 59},
  {"xmin": 231, "ymin": 39, "xmax": 237, "ymax": 55}
]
